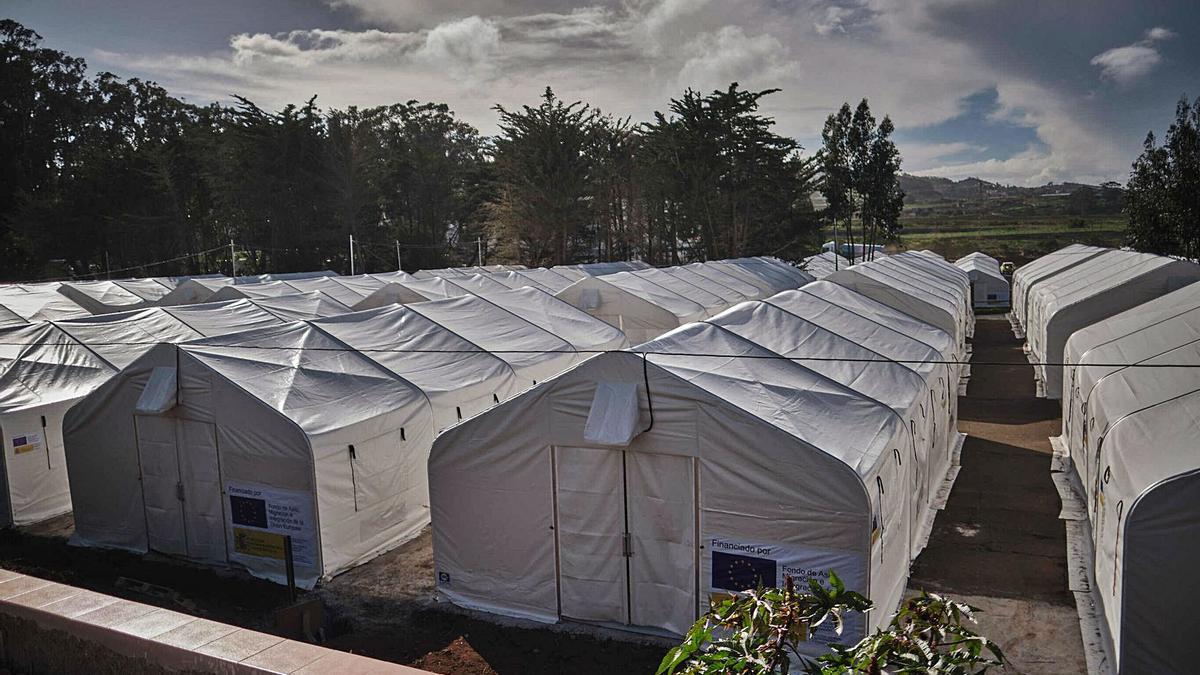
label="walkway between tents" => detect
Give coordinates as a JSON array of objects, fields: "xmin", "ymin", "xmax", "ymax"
[{"xmin": 907, "ymin": 315, "xmax": 1086, "ymax": 673}]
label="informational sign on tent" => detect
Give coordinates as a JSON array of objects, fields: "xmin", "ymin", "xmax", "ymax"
[
  {"xmin": 226, "ymin": 481, "xmax": 316, "ymax": 567},
  {"xmin": 10, "ymin": 432, "xmax": 44, "ymax": 456},
  {"xmin": 708, "ymin": 536, "xmax": 864, "ymax": 647}
]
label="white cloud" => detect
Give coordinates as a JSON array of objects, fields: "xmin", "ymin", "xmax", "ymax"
[
  {"xmin": 87, "ymin": 0, "xmax": 1146, "ymax": 185},
  {"xmin": 1090, "ymin": 25, "xmax": 1175, "ymax": 86},
  {"xmin": 899, "ymin": 141, "xmax": 985, "ymax": 171}
]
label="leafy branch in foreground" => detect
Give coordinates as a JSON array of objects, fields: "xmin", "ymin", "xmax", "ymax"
[{"xmin": 657, "ymin": 573, "xmax": 1006, "ymax": 674}]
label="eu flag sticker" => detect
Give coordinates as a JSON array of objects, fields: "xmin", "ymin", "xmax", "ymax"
[
  {"xmin": 230, "ymin": 495, "xmax": 269, "ymax": 528},
  {"xmin": 712, "ymin": 551, "xmax": 777, "ymax": 592}
]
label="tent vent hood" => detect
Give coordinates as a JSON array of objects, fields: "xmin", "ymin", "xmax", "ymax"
[
  {"xmin": 583, "ymin": 382, "xmax": 641, "ymax": 447},
  {"xmin": 135, "ymin": 367, "xmax": 177, "ymax": 414}
]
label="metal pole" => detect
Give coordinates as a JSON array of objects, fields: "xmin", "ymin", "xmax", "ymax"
[
  {"xmin": 395, "ymin": 240, "xmax": 402, "ymax": 271},
  {"xmin": 230, "ymin": 240, "xmax": 236, "ymax": 278},
  {"xmin": 284, "ymin": 535, "xmax": 297, "ymax": 603},
  {"xmin": 349, "ymin": 234, "xmax": 355, "ymax": 276},
  {"xmin": 477, "ymin": 237, "xmax": 483, "ymax": 267}
]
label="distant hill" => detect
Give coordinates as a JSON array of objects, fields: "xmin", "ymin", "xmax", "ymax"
[{"xmin": 899, "ymin": 174, "xmax": 1103, "ymax": 204}]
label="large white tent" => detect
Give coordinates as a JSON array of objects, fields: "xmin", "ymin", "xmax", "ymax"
[
  {"xmin": 0, "ymin": 299, "xmax": 303, "ymax": 527},
  {"xmin": 680, "ymin": 263, "xmax": 767, "ymax": 300},
  {"xmin": 955, "ymin": 253, "xmax": 1010, "ymax": 309},
  {"xmin": 429, "ymin": 320, "xmax": 919, "ymax": 649},
  {"xmin": 1024, "ymin": 249, "xmax": 1200, "ymax": 398},
  {"xmin": 826, "ymin": 261, "xmax": 968, "ymax": 352},
  {"xmin": 801, "ymin": 252, "xmax": 852, "ymax": 279},
  {"xmin": 616, "ymin": 269, "xmax": 729, "ymax": 317},
  {"xmin": 554, "ymin": 276, "xmax": 685, "ymax": 345},
  {"xmin": 64, "ymin": 323, "xmax": 434, "ymax": 587},
  {"xmin": 1010, "ymin": 244, "xmax": 1108, "ymax": 330},
  {"xmin": 470, "ymin": 288, "xmax": 629, "ymax": 356},
  {"xmin": 56, "ymin": 279, "xmax": 174, "ymax": 314},
  {"xmin": 1051, "ymin": 282, "xmax": 1200, "ymax": 673},
  {"xmin": 661, "ymin": 266, "xmax": 751, "ymax": 306},
  {"xmin": 407, "ymin": 295, "xmax": 581, "ymax": 386},
  {"xmin": 596, "ymin": 272, "xmax": 710, "ymax": 325},
  {"xmin": 0, "ymin": 284, "xmax": 90, "ymax": 322}
]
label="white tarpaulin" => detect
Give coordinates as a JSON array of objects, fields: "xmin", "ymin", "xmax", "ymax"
[
  {"xmin": 1024, "ymin": 249, "xmax": 1200, "ymax": 399},
  {"xmin": 555, "ymin": 276, "xmax": 684, "ymax": 345},
  {"xmin": 955, "ymin": 253, "xmax": 1010, "ymax": 309},
  {"xmin": 1011, "ymin": 244, "xmax": 1107, "ymax": 329},
  {"xmin": 430, "ymin": 317, "xmax": 920, "ymax": 649},
  {"xmin": 1052, "ymin": 281, "xmax": 1200, "ymax": 673}
]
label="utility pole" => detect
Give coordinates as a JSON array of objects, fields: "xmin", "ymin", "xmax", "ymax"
[
  {"xmin": 230, "ymin": 240, "xmax": 236, "ymax": 278},
  {"xmin": 395, "ymin": 240, "xmax": 402, "ymax": 271},
  {"xmin": 349, "ymin": 234, "xmax": 356, "ymax": 276},
  {"xmin": 476, "ymin": 237, "xmax": 483, "ymax": 267}
]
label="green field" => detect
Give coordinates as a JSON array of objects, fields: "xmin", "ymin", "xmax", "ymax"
[{"xmin": 899, "ymin": 214, "xmax": 1127, "ymax": 265}]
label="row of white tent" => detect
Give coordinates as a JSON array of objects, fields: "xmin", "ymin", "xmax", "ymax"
[
  {"xmin": 1011, "ymin": 248, "xmax": 1200, "ymax": 673},
  {"xmin": 429, "ymin": 250, "xmax": 976, "ymax": 652},
  {"xmin": 0, "ymin": 250, "xmax": 977, "ymax": 652},
  {"xmin": 0, "ymin": 271, "xmax": 341, "ymax": 324},
  {"xmin": 1011, "ymin": 245, "xmax": 1200, "ymax": 399},
  {"xmin": 954, "ymin": 252, "xmax": 1010, "ymax": 309},
  {"xmin": 0, "ymin": 257, "xmax": 812, "ymax": 529}
]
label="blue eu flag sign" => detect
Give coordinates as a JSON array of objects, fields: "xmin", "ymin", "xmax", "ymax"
[{"xmin": 712, "ymin": 551, "xmax": 777, "ymax": 592}]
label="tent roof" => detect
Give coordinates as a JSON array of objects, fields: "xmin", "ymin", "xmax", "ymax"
[
  {"xmin": 627, "ymin": 268, "xmax": 727, "ymax": 313},
  {"xmin": 478, "ymin": 287, "xmax": 628, "ymax": 353},
  {"xmin": 794, "ymin": 280, "xmax": 957, "ymax": 360},
  {"xmin": 681, "ymin": 263, "xmax": 765, "ymax": 299},
  {"xmin": 312, "ymin": 305, "xmax": 518, "ymax": 400},
  {"xmin": 280, "ymin": 277, "xmax": 369, "ymax": 308},
  {"xmin": 708, "ymin": 300, "xmax": 927, "ymax": 414},
  {"xmin": 662, "ymin": 266, "xmax": 749, "ymax": 305},
  {"xmin": 801, "ymin": 252, "xmax": 852, "ymax": 279},
  {"xmin": 603, "ymin": 271, "xmax": 708, "ymax": 323},
  {"xmin": 249, "ymin": 291, "xmax": 352, "ymax": 321},
  {"xmin": 638, "ymin": 321, "xmax": 901, "ymax": 476},
  {"xmin": 184, "ymin": 322, "xmax": 424, "ymax": 436},
  {"xmin": 1012, "ymin": 244, "xmax": 1108, "ymax": 321},
  {"xmin": 409, "ymin": 294, "xmax": 577, "ymax": 382},
  {"xmin": 512, "ymin": 268, "xmax": 575, "ymax": 293}
]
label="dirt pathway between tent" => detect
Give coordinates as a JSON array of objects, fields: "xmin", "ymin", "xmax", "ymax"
[{"xmin": 907, "ymin": 315, "xmax": 1086, "ymax": 673}]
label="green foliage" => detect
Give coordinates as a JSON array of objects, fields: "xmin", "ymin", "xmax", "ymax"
[
  {"xmin": 1126, "ymin": 95, "xmax": 1200, "ymax": 259},
  {"xmin": 820, "ymin": 99, "xmax": 905, "ymax": 263},
  {"xmin": 1, "ymin": 20, "xmax": 824, "ymax": 277},
  {"xmin": 658, "ymin": 575, "xmax": 1005, "ymax": 675}
]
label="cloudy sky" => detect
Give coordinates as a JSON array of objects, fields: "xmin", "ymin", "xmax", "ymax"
[{"xmin": 8, "ymin": 0, "xmax": 1198, "ymax": 185}]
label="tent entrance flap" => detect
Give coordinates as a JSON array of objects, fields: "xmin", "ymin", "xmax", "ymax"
[
  {"xmin": 553, "ymin": 446, "xmax": 697, "ymax": 635},
  {"xmin": 136, "ymin": 367, "xmax": 178, "ymax": 414},
  {"xmin": 135, "ymin": 416, "xmax": 226, "ymax": 562},
  {"xmin": 583, "ymin": 383, "xmax": 641, "ymax": 447}
]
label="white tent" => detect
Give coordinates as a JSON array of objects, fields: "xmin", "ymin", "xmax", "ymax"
[
  {"xmin": 661, "ymin": 267, "xmax": 750, "ymax": 306},
  {"xmin": 603, "ymin": 271, "xmax": 712, "ymax": 323},
  {"xmin": 0, "ymin": 300, "xmax": 298, "ymax": 526},
  {"xmin": 1051, "ymin": 282, "xmax": 1200, "ymax": 672},
  {"xmin": 801, "ymin": 252, "xmax": 852, "ymax": 279},
  {"xmin": 555, "ymin": 276, "xmax": 685, "ymax": 345},
  {"xmin": 512, "ymin": 268, "xmax": 577, "ymax": 293},
  {"xmin": 353, "ymin": 282, "xmax": 436, "ymax": 310},
  {"xmin": 273, "ymin": 277, "xmax": 369, "ymax": 308},
  {"xmin": 883, "ymin": 252, "xmax": 974, "ymax": 338},
  {"xmin": 64, "ymin": 323, "xmax": 434, "ymax": 587},
  {"xmin": 707, "ymin": 299, "xmax": 949, "ymax": 555},
  {"xmin": 429, "ymin": 321, "xmax": 917, "ymax": 649},
  {"xmin": 724, "ymin": 257, "xmax": 815, "ymax": 291},
  {"xmin": 0, "ymin": 284, "xmax": 89, "ymax": 322},
  {"xmin": 158, "ymin": 278, "xmax": 233, "ymax": 306},
  {"xmin": 1010, "ymin": 244, "xmax": 1108, "ymax": 329},
  {"xmin": 681, "ymin": 263, "xmax": 766, "ymax": 300},
  {"xmin": 0, "ymin": 305, "xmax": 27, "ymax": 329},
  {"xmin": 955, "ymin": 253, "xmax": 1010, "ymax": 309},
  {"xmin": 447, "ymin": 273, "xmax": 517, "ymax": 297},
  {"xmin": 827, "ymin": 261, "xmax": 967, "ymax": 352},
  {"xmin": 56, "ymin": 279, "xmax": 174, "ymax": 314},
  {"xmin": 408, "ymin": 295, "xmax": 580, "ymax": 387},
  {"xmin": 312, "ymin": 306, "xmax": 522, "ymax": 431},
  {"xmin": 1025, "ymin": 249, "xmax": 1200, "ymax": 399},
  {"xmin": 624, "ymin": 268, "xmax": 730, "ymax": 317},
  {"xmin": 249, "ymin": 292, "xmax": 353, "ymax": 321},
  {"xmin": 472, "ymin": 288, "xmax": 629, "ymax": 355}
]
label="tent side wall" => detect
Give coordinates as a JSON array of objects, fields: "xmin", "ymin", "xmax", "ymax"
[
  {"xmin": 1040, "ymin": 265, "xmax": 1200, "ymax": 399},
  {"xmin": 430, "ymin": 353, "xmax": 878, "ymax": 645},
  {"xmin": 0, "ymin": 404, "xmax": 73, "ymax": 526},
  {"xmin": 1118, "ymin": 470, "xmax": 1200, "ymax": 673},
  {"xmin": 64, "ymin": 344, "xmax": 174, "ymax": 551}
]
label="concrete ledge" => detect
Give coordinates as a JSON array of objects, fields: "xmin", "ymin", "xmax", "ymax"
[{"xmin": 0, "ymin": 568, "xmax": 426, "ymax": 674}]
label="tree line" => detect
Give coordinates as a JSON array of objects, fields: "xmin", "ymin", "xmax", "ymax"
[
  {"xmin": 1125, "ymin": 95, "xmax": 1200, "ymax": 260},
  {"xmin": 0, "ymin": 19, "xmax": 903, "ymax": 281}
]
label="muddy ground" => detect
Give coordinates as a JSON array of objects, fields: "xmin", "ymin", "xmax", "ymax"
[{"xmin": 0, "ymin": 314, "xmax": 1085, "ymax": 673}]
